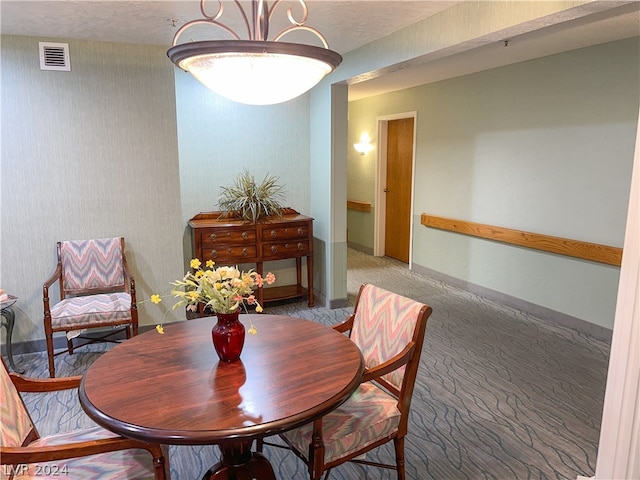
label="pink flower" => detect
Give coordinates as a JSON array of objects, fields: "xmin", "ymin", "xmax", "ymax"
[{"xmin": 265, "ymin": 272, "xmax": 276, "ymax": 285}]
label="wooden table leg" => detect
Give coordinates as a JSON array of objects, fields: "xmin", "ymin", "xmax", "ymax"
[{"xmin": 202, "ymin": 441, "xmax": 276, "ymax": 480}]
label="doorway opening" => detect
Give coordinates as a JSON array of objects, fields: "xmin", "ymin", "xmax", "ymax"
[{"xmin": 374, "ymin": 112, "xmax": 417, "ymax": 267}]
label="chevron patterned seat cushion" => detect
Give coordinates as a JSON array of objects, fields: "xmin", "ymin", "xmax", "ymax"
[
  {"xmin": 351, "ymin": 284, "xmax": 424, "ymax": 390},
  {"xmin": 1, "ymin": 363, "xmax": 162, "ymax": 480},
  {"xmin": 283, "ymin": 382, "xmax": 401, "ymax": 463},
  {"xmin": 50, "ymin": 292, "xmax": 132, "ymax": 329},
  {"xmin": 14, "ymin": 427, "xmax": 160, "ymax": 479},
  {"xmin": 60, "ymin": 238, "xmax": 124, "ymax": 293},
  {"xmin": 0, "ymin": 358, "xmax": 35, "ymax": 451}
]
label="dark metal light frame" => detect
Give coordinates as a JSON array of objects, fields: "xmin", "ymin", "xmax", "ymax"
[{"xmin": 167, "ymin": 0, "xmax": 343, "ymax": 105}]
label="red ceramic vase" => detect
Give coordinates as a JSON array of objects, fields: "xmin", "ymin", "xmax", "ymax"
[{"xmin": 211, "ymin": 311, "xmax": 245, "ymax": 362}]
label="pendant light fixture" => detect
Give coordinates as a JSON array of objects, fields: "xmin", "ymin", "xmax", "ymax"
[{"xmin": 168, "ymin": 0, "xmax": 343, "ymax": 105}]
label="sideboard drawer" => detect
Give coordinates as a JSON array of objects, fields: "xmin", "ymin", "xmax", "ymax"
[
  {"xmin": 262, "ymin": 241, "xmax": 310, "ymax": 259},
  {"xmin": 261, "ymin": 224, "xmax": 310, "ymax": 241},
  {"xmin": 200, "ymin": 228, "xmax": 257, "ymax": 247},
  {"xmin": 203, "ymin": 246, "xmax": 259, "ymax": 263}
]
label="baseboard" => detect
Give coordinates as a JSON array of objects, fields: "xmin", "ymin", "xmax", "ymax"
[
  {"xmin": 329, "ymin": 298, "xmax": 349, "ymax": 309},
  {"xmin": 412, "ymin": 263, "xmax": 613, "ymax": 342},
  {"xmin": 1, "ymin": 325, "xmax": 157, "ymax": 357},
  {"xmin": 346, "ymin": 242, "xmax": 374, "ymax": 255}
]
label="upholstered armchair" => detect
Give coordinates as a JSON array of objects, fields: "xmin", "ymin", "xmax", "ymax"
[
  {"xmin": 0, "ymin": 358, "xmax": 168, "ymax": 480},
  {"xmin": 260, "ymin": 283, "xmax": 432, "ymax": 480},
  {"xmin": 43, "ymin": 237, "xmax": 138, "ymax": 377}
]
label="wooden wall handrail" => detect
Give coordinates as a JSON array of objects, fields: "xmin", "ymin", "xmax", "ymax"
[
  {"xmin": 347, "ymin": 200, "xmax": 371, "ymax": 212},
  {"xmin": 421, "ymin": 214, "xmax": 622, "ymax": 267}
]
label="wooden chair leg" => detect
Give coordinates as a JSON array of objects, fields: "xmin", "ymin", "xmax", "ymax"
[
  {"xmin": 45, "ymin": 330, "xmax": 56, "ymax": 378},
  {"xmin": 67, "ymin": 336, "xmax": 74, "ymax": 355},
  {"xmin": 394, "ymin": 436, "xmax": 406, "ymax": 480}
]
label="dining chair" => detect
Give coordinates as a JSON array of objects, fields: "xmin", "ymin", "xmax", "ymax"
[
  {"xmin": 260, "ymin": 283, "xmax": 432, "ymax": 480},
  {"xmin": 43, "ymin": 237, "xmax": 138, "ymax": 377},
  {"xmin": 0, "ymin": 358, "xmax": 168, "ymax": 480}
]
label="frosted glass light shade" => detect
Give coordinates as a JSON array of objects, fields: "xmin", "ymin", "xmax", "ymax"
[{"xmin": 168, "ymin": 41, "xmax": 342, "ymax": 105}]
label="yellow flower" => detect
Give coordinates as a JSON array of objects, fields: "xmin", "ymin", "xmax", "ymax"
[
  {"xmin": 155, "ymin": 324, "xmax": 165, "ymax": 334},
  {"xmin": 255, "ymin": 305, "xmax": 263, "ymax": 313},
  {"xmin": 195, "ymin": 270, "xmax": 204, "ymax": 278},
  {"xmin": 187, "ymin": 291, "xmax": 199, "ymax": 301},
  {"xmin": 248, "ymin": 325, "xmax": 257, "ymax": 335},
  {"xmin": 206, "ymin": 259, "xmax": 215, "ymax": 268},
  {"xmin": 151, "ymin": 294, "xmax": 162, "ymax": 304},
  {"xmin": 190, "ymin": 258, "xmax": 201, "ymax": 269}
]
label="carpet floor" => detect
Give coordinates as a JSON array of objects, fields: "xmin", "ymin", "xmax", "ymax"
[{"xmin": 13, "ymin": 248, "xmax": 610, "ymax": 479}]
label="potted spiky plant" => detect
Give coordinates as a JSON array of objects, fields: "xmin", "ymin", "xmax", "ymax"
[{"xmin": 218, "ymin": 170, "xmax": 286, "ymax": 223}]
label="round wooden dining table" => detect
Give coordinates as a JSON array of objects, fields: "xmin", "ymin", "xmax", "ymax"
[{"xmin": 79, "ymin": 314, "xmax": 364, "ymax": 480}]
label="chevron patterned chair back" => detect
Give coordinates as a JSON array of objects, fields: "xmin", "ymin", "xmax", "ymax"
[
  {"xmin": 43, "ymin": 237, "xmax": 138, "ymax": 377},
  {"xmin": 263, "ymin": 283, "xmax": 432, "ymax": 480},
  {"xmin": 0, "ymin": 358, "xmax": 168, "ymax": 480}
]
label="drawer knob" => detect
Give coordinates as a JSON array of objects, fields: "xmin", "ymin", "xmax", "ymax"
[
  {"xmin": 298, "ymin": 242, "xmax": 303, "ymax": 250},
  {"xmin": 297, "ymin": 227, "xmax": 303, "ymax": 236},
  {"xmin": 211, "ymin": 249, "xmax": 218, "ymax": 259},
  {"xmin": 242, "ymin": 231, "xmax": 249, "ymax": 240},
  {"xmin": 271, "ymin": 245, "xmax": 277, "ymax": 253},
  {"xmin": 209, "ymin": 234, "xmax": 217, "ymax": 241},
  {"xmin": 270, "ymin": 229, "xmax": 277, "ymax": 238},
  {"xmin": 241, "ymin": 248, "xmax": 248, "ymax": 257}
]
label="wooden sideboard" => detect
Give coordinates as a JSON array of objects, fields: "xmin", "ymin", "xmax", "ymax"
[{"xmin": 188, "ymin": 209, "xmax": 314, "ymax": 307}]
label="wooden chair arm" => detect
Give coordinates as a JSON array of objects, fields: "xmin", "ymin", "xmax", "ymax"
[
  {"xmin": 0, "ymin": 437, "xmax": 163, "ymax": 464},
  {"xmin": 332, "ymin": 315, "xmax": 354, "ymax": 334},
  {"xmin": 361, "ymin": 342, "xmax": 415, "ymax": 384},
  {"xmin": 10, "ymin": 372, "xmax": 82, "ymax": 392},
  {"xmin": 42, "ymin": 264, "xmax": 62, "ymax": 302}
]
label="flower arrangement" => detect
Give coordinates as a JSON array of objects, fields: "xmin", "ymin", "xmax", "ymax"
[{"xmin": 150, "ymin": 258, "xmax": 275, "ymax": 334}]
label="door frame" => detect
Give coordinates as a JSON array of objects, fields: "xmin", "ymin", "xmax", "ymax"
[{"xmin": 374, "ymin": 111, "xmax": 418, "ymax": 267}]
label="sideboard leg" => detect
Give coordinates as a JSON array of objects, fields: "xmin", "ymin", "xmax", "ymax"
[{"xmin": 307, "ymin": 254, "xmax": 314, "ymax": 307}]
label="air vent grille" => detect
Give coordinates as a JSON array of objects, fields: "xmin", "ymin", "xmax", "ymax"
[{"xmin": 39, "ymin": 42, "xmax": 71, "ymax": 71}]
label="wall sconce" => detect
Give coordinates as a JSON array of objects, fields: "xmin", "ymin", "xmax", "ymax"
[{"xmin": 354, "ymin": 133, "xmax": 374, "ymax": 156}]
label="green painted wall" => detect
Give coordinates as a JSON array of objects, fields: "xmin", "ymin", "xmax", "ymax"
[
  {"xmin": 0, "ymin": 35, "xmax": 184, "ymax": 343},
  {"xmin": 347, "ymin": 38, "xmax": 639, "ymax": 328},
  {"xmin": 172, "ymin": 67, "xmax": 314, "ymax": 294}
]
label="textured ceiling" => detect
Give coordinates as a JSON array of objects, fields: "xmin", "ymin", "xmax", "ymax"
[
  {"xmin": 0, "ymin": 1, "xmax": 457, "ymax": 53},
  {"xmin": 1, "ymin": 1, "xmax": 639, "ymax": 100}
]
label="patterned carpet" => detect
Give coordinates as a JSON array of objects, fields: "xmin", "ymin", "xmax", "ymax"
[{"xmin": 14, "ymin": 248, "xmax": 610, "ymax": 479}]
